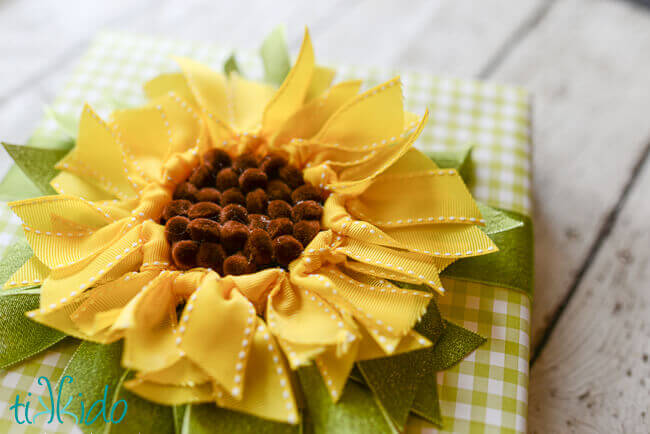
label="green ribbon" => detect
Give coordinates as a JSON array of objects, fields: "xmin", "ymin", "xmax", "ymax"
[
  {"xmin": 260, "ymin": 25, "xmax": 291, "ymax": 87},
  {"xmin": 183, "ymin": 403, "xmax": 299, "ymax": 434},
  {"xmin": 0, "ymin": 239, "xmax": 33, "ymax": 287},
  {"xmin": 224, "ymin": 53, "xmax": 242, "ymax": 77}
]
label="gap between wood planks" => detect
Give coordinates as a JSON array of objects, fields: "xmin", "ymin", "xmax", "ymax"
[
  {"xmin": 478, "ymin": 0, "xmax": 557, "ymax": 79},
  {"xmin": 530, "ymin": 137, "xmax": 650, "ymax": 365}
]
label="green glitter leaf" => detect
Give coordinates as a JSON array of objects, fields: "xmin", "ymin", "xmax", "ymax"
[{"xmin": 430, "ymin": 321, "xmax": 486, "ymax": 371}]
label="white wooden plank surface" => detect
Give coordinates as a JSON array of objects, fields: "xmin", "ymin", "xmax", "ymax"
[
  {"xmin": 486, "ymin": 0, "xmax": 650, "ymax": 349},
  {"xmin": 528, "ymin": 157, "xmax": 650, "ymax": 433}
]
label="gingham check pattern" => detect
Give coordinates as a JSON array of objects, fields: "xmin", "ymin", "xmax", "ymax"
[{"xmin": 0, "ymin": 32, "xmax": 532, "ymax": 433}]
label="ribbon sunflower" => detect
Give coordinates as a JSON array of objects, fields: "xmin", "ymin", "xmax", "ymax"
[{"xmin": 4, "ymin": 29, "xmax": 497, "ymax": 426}]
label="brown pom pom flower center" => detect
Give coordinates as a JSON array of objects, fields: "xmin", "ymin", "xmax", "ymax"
[{"xmin": 161, "ymin": 150, "xmax": 327, "ymax": 275}]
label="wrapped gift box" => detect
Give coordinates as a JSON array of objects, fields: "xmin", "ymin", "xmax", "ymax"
[{"xmin": 0, "ymin": 32, "xmax": 532, "ymax": 434}]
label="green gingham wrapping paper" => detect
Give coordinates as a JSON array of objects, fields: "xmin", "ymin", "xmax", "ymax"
[{"xmin": 0, "ymin": 32, "xmax": 532, "ymax": 434}]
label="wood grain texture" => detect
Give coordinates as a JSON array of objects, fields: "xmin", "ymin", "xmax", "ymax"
[
  {"xmin": 528, "ymin": 156, "xmax": 650, "ymax": 433},
  {"xmin": 486, "ymin": 0, "xmax": 650, "ymax": 350}
]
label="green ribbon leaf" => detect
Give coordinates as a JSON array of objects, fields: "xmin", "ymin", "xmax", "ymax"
[
  {"xmin": 411, "ymin": 320, "xmax": 486, "ymax": 427},
  {"xmin": 224, "ymin": 53, "xmax": 242, "ymax": 77},
  {"xmin": 427, "ymin": 147, "xmax": 474, "ymax": 187},
  {"xmin": 298, "ymin": 365, "xmax": 394, "ymax": 434},
  {"xmin": 173, "ymin": 405, "xmax": 186, "ymax": 434},
  {"xmin": 111, "ymin": 372, "xmax": 175, "ymax": 434},
  {"xmin": 260, "ymin": 25, "xmax": 291, "ymax": 87},
  {"xmin": 442, "ymin": 209, "xmax": 534, "ymax": 297},
  {"xmin": 0, "ymin": 165, "xmax": 43, "ymax": 201},
  {"xmin": 358, "ymin": 349, "xmax": 430, "ymax": 432},
  {"xmin": 430, "ymin": 321, "xmax": 486, "ymax": 372},
  {"xmin": 2, "ymin": 143, "xmax": 68, "ymax": 196},
  {"xmin": 351, "ymin": 293, "xmax": 446, "ymax": 430},
  {"xmin": 0, "ymin": 239, "xmax": 33, "ymax": 287},
  {"xmin": 59, "ymin": 341, "xmax": 124, "ymax": 433},
  {"xmin": 411, "ymin": 375, "xmax": 442, "ymax": 428},
  {"xmin": 45, "ymin": 106, "xmax": 79, "ymax": 139},
  {"xmin": 0, "ymin": 292, "xmax": 66, "ymax": 369},
  {"xmin": 182, "ymin": 403, "xmax": 298, "ymax": 434},
  {"xmin": 60, "ymin": 341, "xmax": 175, "ymax": 433}
]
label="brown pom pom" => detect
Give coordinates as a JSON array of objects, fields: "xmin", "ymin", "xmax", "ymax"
[
  {"xmin": 172, "ymin": 240, "xmax": 199, "ymax": 270},
  {"xmin": 188, "ymin": 218, "xmax": 221, "ymax": 242},
  {"xmin": 292, "ymin": 200, "xmax": 323, "ymax": 221},
  {"xmin": 260, "ymin": 153, "xmax": 287, "ymax": 178},
  {"xmin": 268, "ymin": 200, "xmax": 292, "ymax": 219},
  {"xmin": 220, "ymin": 221, "xmax": 249, "ymax": 253},
  {"xmin": 268, "ymin": 218, "xmax": 293, "ymax": 239},
  {"xmin": 216, "ymin": 168, "xmax": 239, "ymax": 191},
  {"xmin": 233, "ymin": 154, "xmax": 258, "ymax": 173},
  {"xmin": 248, "ymin": 214, "xmax": 269, "ymax": 231},
  {"xmin": 203, "ymin": 148, "xmax": 231, "ymax": 171},
  {"xmin": 293, "ymin": 220, "xmax": 320, "ymax": 247},
  {"xmin": 246, "ymin": 189, "xmax": 268, "ymax": 214},
  {"xmin": 196, "ymin": 242, "xmax": 226, "ymax": 271},
  {"xmin": 189, "ymin": 164, "xmax": 214, "ymax": 188},
  {"xmin": 173, "ymin": 182, "xmax": 198, "ymax": 202},
  {"xmin": 266, "ymin": 179, "xmax": 292, "ymax": 202},
  {"xmin": 291, "ymin": 184, "xmax": 322, "ymax": 204},
  {"xmin": 162, "ymin": 199, "xmax": 191, "ymax": 222},
  {"xmin": 246, "ymin": 229, "xmax": 273, "ymax": 265},
  {"xmin": 239, "ymin": 168, "xmax": 268, "ymax": 193},
  {"xmin": 223, "ymin": 254, "xmax": 254, "ymax": 276},
  {"xmin": 274, "ymin": 235, "xmax": 303, "ymax": 266},
  {"xmin": 165, "ymin": 216, "xmax": 190, "ymax": 244},
  {"xmin": 220, "ymin": 188, "xmax": 246, "ymax": 207},
  {"xmin": 279, "ymin": 165, "xmax": 304, "ymax": 189},
  {"xmin": 195, "ymin": 188, "xmax": 221, "ymax": 203},
  {"xmin": 220, "ymin": 204, "xmax": 248, "ymax": 224},
  {"xmin": 188, "ymin": 202, "xmax": 221, "ymax": 221}
]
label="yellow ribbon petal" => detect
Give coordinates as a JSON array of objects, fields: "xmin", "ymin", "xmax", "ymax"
[
  {"xmin": 4, "ymin": 256, "xmax": 49, "ymax": 290},
  {"xmin": 119, "ymin": 272, "xmax": 178, "ymax": 373},
  {"xmin": 273, "ymin": 80, "xmax": 362, "ymax": 147},
  {"xmin": 174, "ymin": 57, "xmax": 231, "ymax": 125},
  {"xmin": 179, "ymin": 273, "xmax": 257, "ymax": 399},
  {"xmin": 314, "ymin": 77, "xmax": 404, "ymax": 148},
  {"xmin": 214, "ymin": 318, "xmax": 299, "ymax": 425},
  {"xmin": 346, "ymin": 167, "xmax": 483, "ymax": 227},
  {"xmin": 59, "ymin": 104, "xmax": 139, "ymax": 198},
  {"xmin": 50, "ymin": 171, "xmax": 114, "ymax": 202},
  {"xmin": 144, "ymin": 72, "xmax": 197, "ymax": 106},
  {"xmin": 305, "ymin": 65, "xmax": 336, "ymax": 102},
  {"xmin": 262, "ymin": 29, "xmax": 315, "ymax": 135},
  {"xmin": 230, "ymin": 73, "xmax": 276, "ymax": 132}
]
